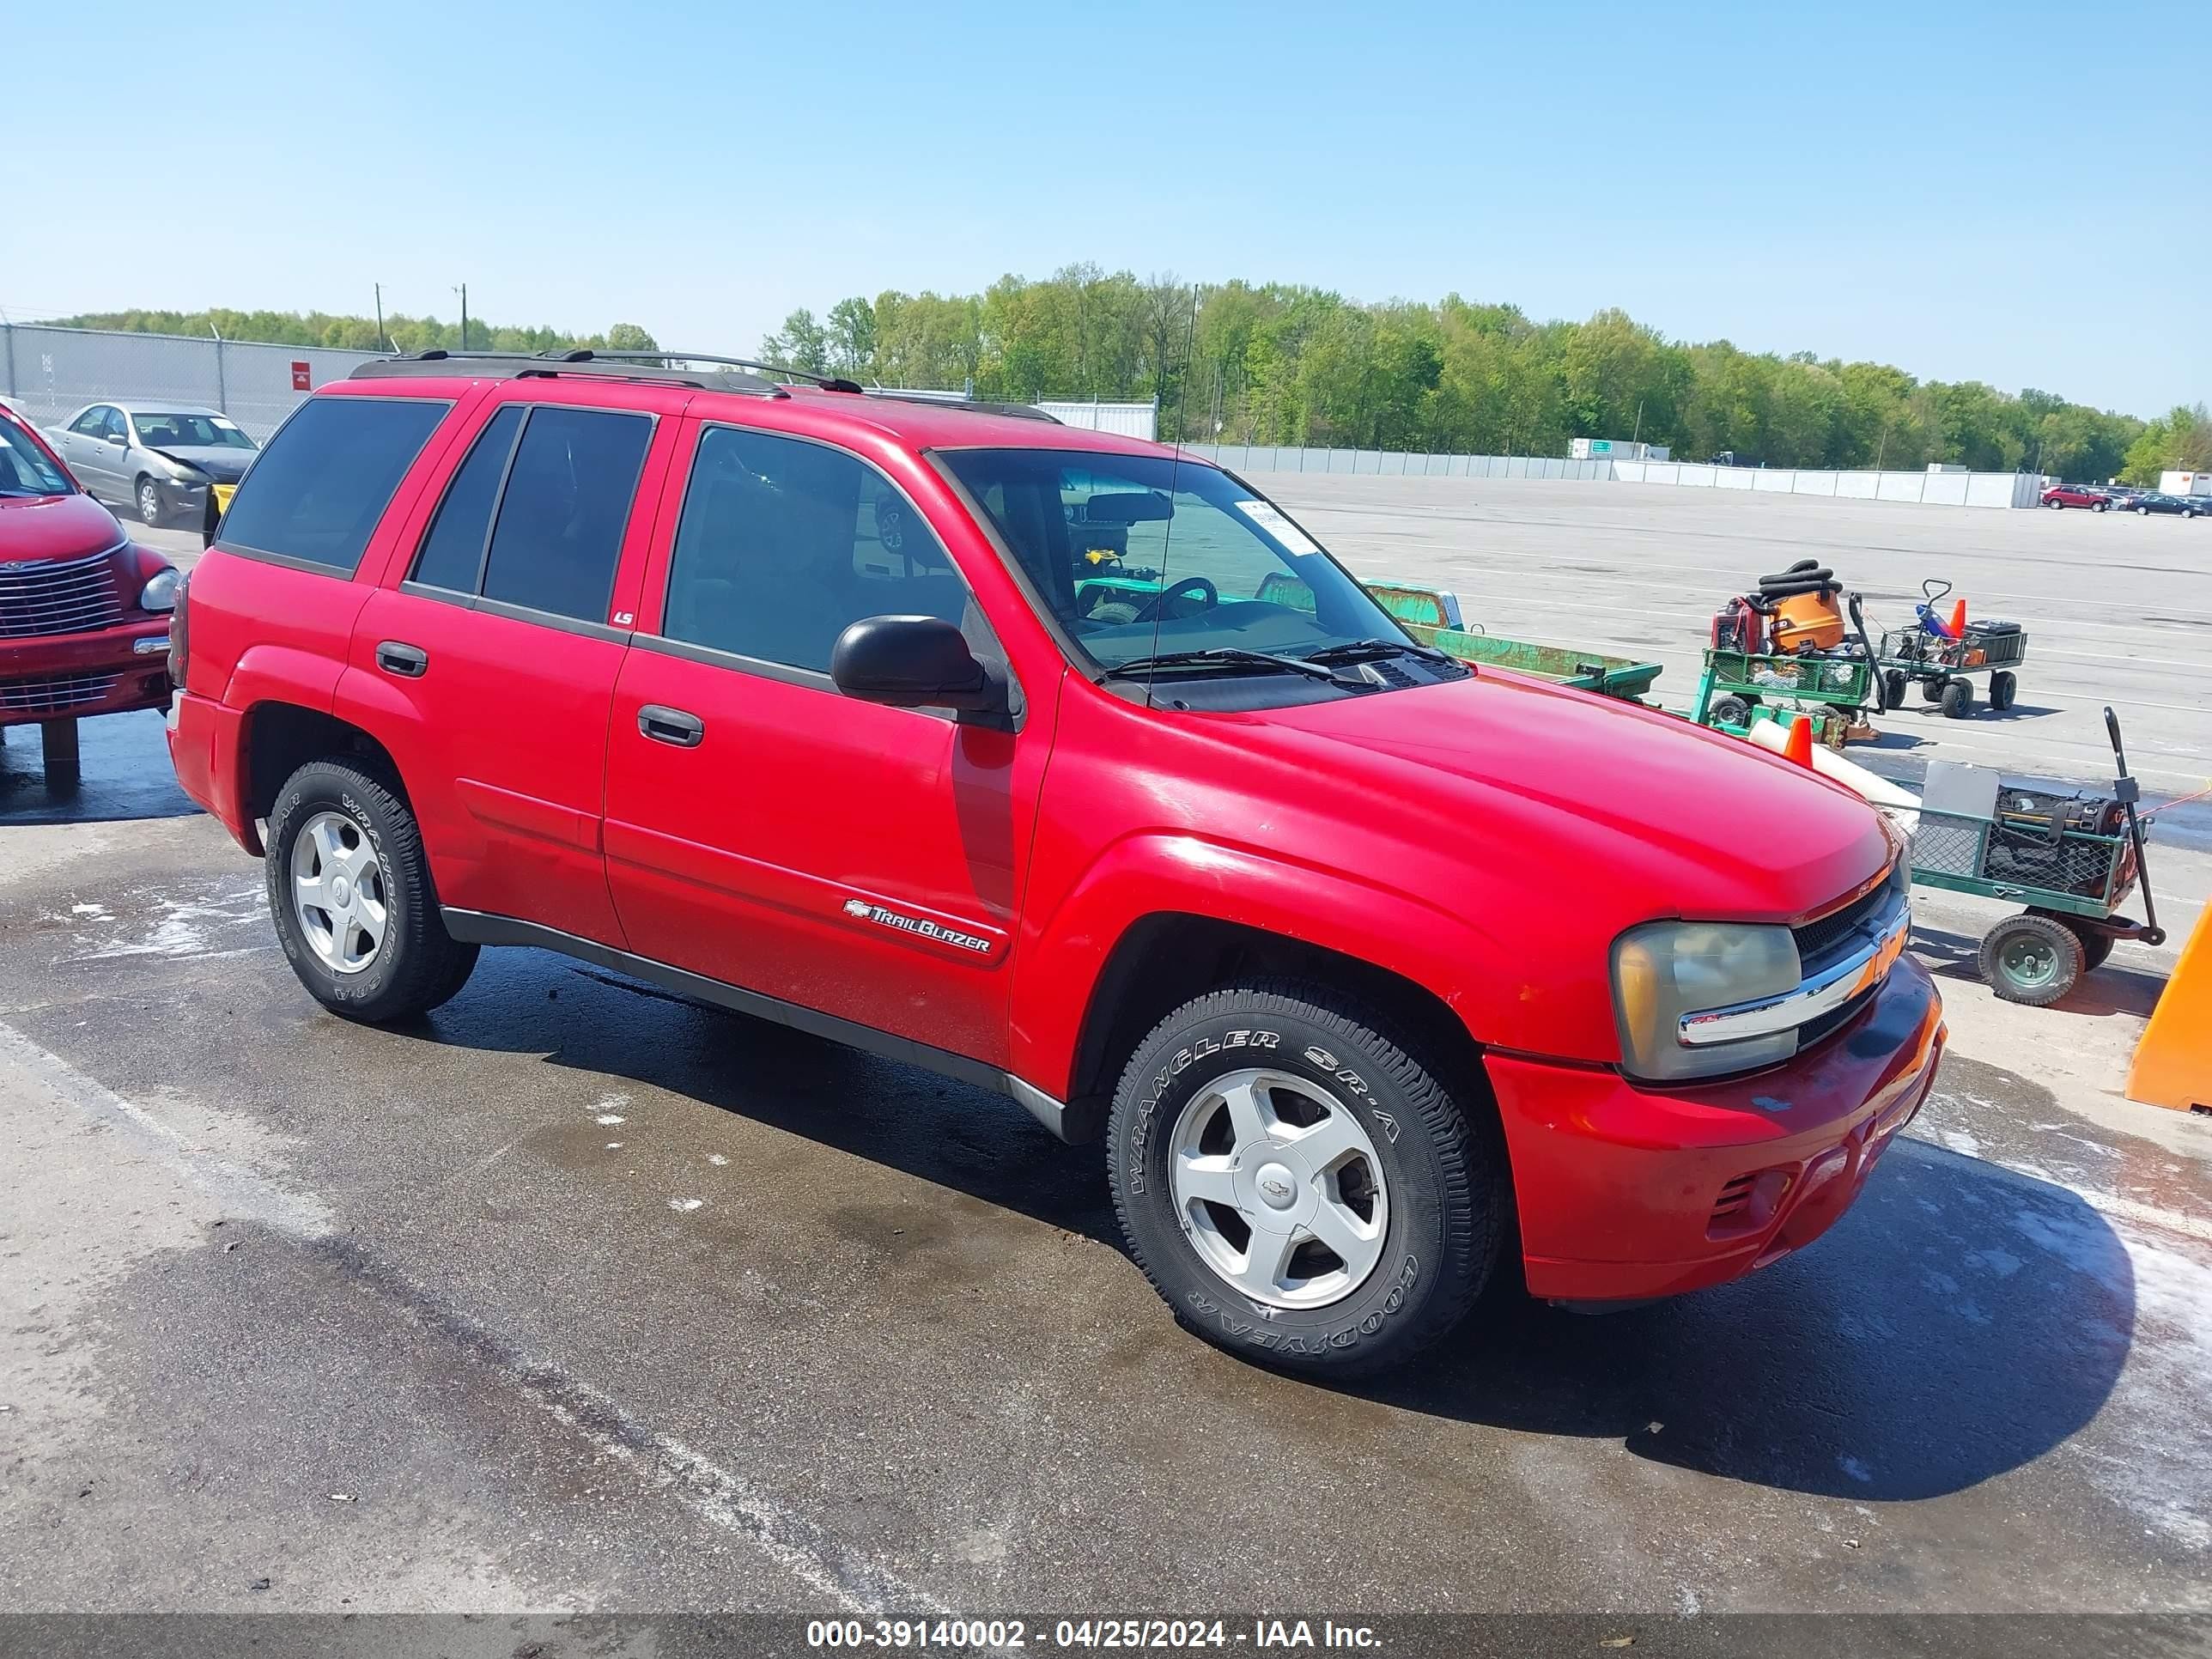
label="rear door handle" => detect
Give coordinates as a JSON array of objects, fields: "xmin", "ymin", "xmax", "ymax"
[
  {"xmin": 376, "ymin": 641, "xmax": 428, "ymax": 678},
  {"xmin": 638, "ymin": 704, "xmax": 705, "ymax": 748}
]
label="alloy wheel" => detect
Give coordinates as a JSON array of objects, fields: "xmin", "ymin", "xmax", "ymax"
[
  {"xmin": 290, "ymin": 810, "xmax": 388, "ymax": 974},
  {"xmin": 1167, "ymin": 1067, "xmax": 1389, "ymax": 1309}
]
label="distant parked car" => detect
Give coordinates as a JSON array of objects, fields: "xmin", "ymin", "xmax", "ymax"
[
  {"xmin": 2040, "ymin": 483, "xmax": 2115, "ymax": 511},
  {"xmin": 2124, "ymin": 492, "xmax": 2204, "ymax": 518},
  {"xmin": 46, "ymin": 402, "xmax": 258, "ymax": 528}
]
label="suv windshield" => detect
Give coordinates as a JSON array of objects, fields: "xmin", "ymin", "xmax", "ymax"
[
  {"xmin": 0, "ymin": 415, "xmax": 73, "ymax": 496},
  {"xmin": 940, "ymin": 449, "xmax": 1413, "ymax": 674},
  {"xmin": 135, "ymin": 412, "xmax": 257, "ymax": 450}
]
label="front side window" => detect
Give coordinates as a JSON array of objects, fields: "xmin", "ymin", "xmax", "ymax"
[
  {"xmin": 0, "ymin": 414, "xmax": 73, "ymax": 496},
  {"xmin": 217, "ymin": 396, "xmax": 450, "ymax": 574},
  {"xmin": 661, "ymin": 426, "xmax": 970, "ymax": 675},
  {"xmin": 939, "ymin": 449, "xmax": 1410, "ymax": 674}
]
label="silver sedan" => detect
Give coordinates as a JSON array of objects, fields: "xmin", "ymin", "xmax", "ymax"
[{"xmin": 45, "ymin": 401, "xmax": 258, "ymax": 528}]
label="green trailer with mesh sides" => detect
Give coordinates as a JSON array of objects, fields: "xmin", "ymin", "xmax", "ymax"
[{"xmin": 1267, "ymin": 577, "xmax": 1663, "ymax": 701}]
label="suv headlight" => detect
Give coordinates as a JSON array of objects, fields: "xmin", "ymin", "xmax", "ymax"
[
  {"xmin": 139, "ymin": 568, "xmax": 180, "ymax": 612},
  {"xmin": 1613, "ymin": 921, "xmax": 1802, "ymax": 1082}
]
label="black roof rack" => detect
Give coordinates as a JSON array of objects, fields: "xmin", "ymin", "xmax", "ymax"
[
  {"xmin": 857, "ymin": 389, "xmax": 1061, "ymax": 424},
  {"xmin": 348, "ymin": 349, "xmax": 1063, "ymax": 423},
  {"xmin": 349, "ymin": 349, "xmax": 789, "ymax": 398}
]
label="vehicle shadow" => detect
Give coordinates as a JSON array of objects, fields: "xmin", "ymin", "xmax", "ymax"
[
  {"xmin": 1911, "ymin": 924, "xmax": 2166, "ymax": 1018},
  {"xmin": 0, "ymin": 708, "xmax": 199, "ymax": 827},
  {"xmin": 402, "ymin": 947, "xmax": 2135, "ymax": 1504},
  {"xmin": 1359, "ymin": 1139, "xmax": 2134, "ymax": 1503}
]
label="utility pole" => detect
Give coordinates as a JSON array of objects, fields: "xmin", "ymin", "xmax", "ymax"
[
  {"xmin": 453, "ymin": 283, "xmax": 468, "ymax": 352},
  {"xmin": 1632, "ymin": 399, "xmax": 1644, "ymax": 446},
  {"xmin": 374, "ymin": 283, "xmax": 386, "ymax": 352}
]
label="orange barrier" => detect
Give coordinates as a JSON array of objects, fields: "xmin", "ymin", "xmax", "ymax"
[{"xmin": 2126, "ymin": 902, "xmax": 2212, "ymax": 1114}]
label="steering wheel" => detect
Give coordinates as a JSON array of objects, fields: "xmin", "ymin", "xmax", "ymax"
[{"xmin": 1133, "ymin": 574, "xmax": 1218, "ymax": 623}]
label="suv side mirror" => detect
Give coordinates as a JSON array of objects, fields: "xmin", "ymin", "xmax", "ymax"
[{"xmin": 831, "ymin": 615, "xmax": 1007, "ymax": 721}]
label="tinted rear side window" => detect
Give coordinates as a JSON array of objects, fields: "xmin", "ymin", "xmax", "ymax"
[
  {"xmin": 479, "ymin": 407, "xmax": 652, "ymax": 623},
  {"xmin": 410, "ymin": 404, "xmax": 525, "ymax": 592},
  {"xmin": 218, "ymin": 397, "xmax": 448, "ymax": 574}
]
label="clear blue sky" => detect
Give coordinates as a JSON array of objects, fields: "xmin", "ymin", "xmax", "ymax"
[{"xmin": 9, "ymin": 1, "xmax": 2204, "ymax": 417}]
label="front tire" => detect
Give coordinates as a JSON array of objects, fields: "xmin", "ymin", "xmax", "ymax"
[
  {"xmin": 136, "ymin": 475, "xmax": 165, "ymax": 527},
  {"xmin": 1941, "ymin": 678, "xmax": 1974, "ymax": 719},
  {"xmin": 1990, "ymin": 670, "xmax": 2017, "ymax": 711},
  {"xmin": 1107, "ymin": 981, "xmax": 1503, "ymax": 1376},
  {"xmin": 265, "ymin": 758, "xmax": 477, "ymax": 1023}
]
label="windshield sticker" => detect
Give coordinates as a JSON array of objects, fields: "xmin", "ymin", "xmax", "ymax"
[{"xmin": 1236, "ymin": 500, "xmax": 1320, "ymax": 556}]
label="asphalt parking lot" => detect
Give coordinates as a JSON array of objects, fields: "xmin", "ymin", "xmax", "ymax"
[{"xmin": 3, "ymin": 487, "xmax": 2209, "ymax": 1634}]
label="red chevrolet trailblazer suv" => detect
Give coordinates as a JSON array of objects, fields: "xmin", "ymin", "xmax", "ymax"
[
  {"xmin": 1, "ymin": 405, "xmax": 179, "ymax": 777},
  {"xmin": 167, "ymin": 350, "xmax": 1943, "ymax": 1374}
]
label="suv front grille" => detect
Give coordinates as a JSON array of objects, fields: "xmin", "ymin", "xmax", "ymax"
[
  {"xmin": 1792, "ymin": 877, "xmax": 1890, "ymax": 967},
  {"xmin": 0, "ymin": 550, "xmax": 125, "ymax": 639},
  {"xmin": 0, "ymin": 672, "xmax": 122, "ymax": 714}
]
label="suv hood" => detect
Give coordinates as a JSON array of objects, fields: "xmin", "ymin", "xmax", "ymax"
[
  {"xmin": 0, "ymin": 490, "xmax": 126, "ymax": 563},
  {"xmin": 1243, "ymin": 667, "xmax": 1893, "ymax": 922}
]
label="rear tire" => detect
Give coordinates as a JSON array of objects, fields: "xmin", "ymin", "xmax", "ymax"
[
  {"xmin": 1990, "ymin": 670, "xmax": 2017, "ymax": 711},
  {"xmin": 1941, "ymin": 679, "xmax": 1974, "ymax": 719},
  {"xmin": 264, "ymin": 758, "xmax": 478, "ymax": 1024},
  {"xmin": 2094, "ymin": 499, "xmax": 2109, "ymax": 512},
  {"xmin": 1107, "ymin": 981, "xmax": 1503, "ymax": 1376},
  {"xmin": 1919, "ymin": 678, "xmax": 1946, "ymax": 704},
  {"xmin": 1978, "ymin": 914, "xmax": 2082, "ymax": 1006},
  {"xmin": 1881, "ymin": 669, "xmax": 1907, "ymax": 710}
]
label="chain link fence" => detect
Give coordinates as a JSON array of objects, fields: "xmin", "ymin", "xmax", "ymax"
[{"xmin": 1, "ymin": 324, "xmax": 385, "ymax": 441}]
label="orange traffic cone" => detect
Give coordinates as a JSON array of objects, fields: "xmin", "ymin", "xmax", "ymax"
[
  {"xmin": 1783, "ymin": 714, "xmax": 1815, "ymax": 769},
  {"xmin": 1948, "ymin": 598, "xmax": 1967, "ymax": 638}
]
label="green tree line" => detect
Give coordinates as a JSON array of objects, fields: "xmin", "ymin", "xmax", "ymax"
[
  {"xmin": 762, "ymin": 269, "xmax": 2162, "ymax": 481},
  {"xmin": 50, "ymin": 283, "xmax": 2189, "ymax": 482}
]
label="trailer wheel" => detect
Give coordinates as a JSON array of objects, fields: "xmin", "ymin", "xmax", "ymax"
[
  {"xmin": 1940, "ymin": 679, "xmax": 1974, "ymax": 719},
  {"xmin": 1979, "ymin": 914, "xmax": 2082, "ymax": 1006},
  {"xmin": 1881, "ymin": 669, "xmax": 1907, "ymax": 710},
  {"xmin": 1918, "ymin": 678, "xmax": 1946, "ymax": 704},
  {"xmin": 2029, "ymin": 908, "xmax": 2115, "ymax": 973},
  {"xmin": 1990, "ymin": 671, "xmax": 2017, "ymax": 711},
  {"xmin": 1710, "ymin": 693, "xmax": 1753, "ymax": 728}
]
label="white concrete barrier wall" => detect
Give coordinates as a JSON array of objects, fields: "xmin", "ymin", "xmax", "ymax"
[{"xmin": 1140, "ymin": 444, "xmax": 2039, "ymax": 508}]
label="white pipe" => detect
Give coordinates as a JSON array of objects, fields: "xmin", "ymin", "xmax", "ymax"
[{"xmin": 1747, "ymin": 720, "xmax": 1921, "ymax": 833}]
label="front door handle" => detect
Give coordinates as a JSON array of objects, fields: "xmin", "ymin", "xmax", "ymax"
[
  {"xmin": 638, "ymin": 704, "xmax": 705, "ymax": 748},
  {"xmin": 376, "ymin": 641, "xmax": 428, "ymax": 678}
]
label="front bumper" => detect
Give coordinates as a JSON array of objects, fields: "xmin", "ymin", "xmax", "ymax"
[
  {"xmin": 0, "ymin": 617, "xmax": 173, "ymax": 727},
  {"xmin": 1489, "ymin": 956, "xmax": 1944, "ymax": 1303}
]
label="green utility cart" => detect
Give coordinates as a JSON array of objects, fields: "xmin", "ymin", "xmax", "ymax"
[
  {"xmin": 1692, "ymin": 645, "xmax": 1876, "ymax": 749},
  {"xmin": 1909, "ymin": 709, "xmax": 2166, "ymax": 1006}
]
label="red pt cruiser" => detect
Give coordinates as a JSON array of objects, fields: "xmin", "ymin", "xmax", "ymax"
[
  {"xmin": 165, "ymin": 355, "xmax": 1945, "ymax": 1373},
  {"xmin": 0, "ymin": 406, "xmax": 178, "ymax": 780}
]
